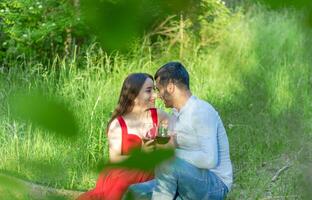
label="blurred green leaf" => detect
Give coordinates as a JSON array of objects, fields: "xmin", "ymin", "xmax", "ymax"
[
  {"xmin": 258, "ymin": 0, "xmax": 312, "ymax": 28},
  {"xmin": 93, "ymin": 158, "xmax": 107, "ymax": 173},
  {"xmin": 81, "ymin": 0, "xmax": 196, "ymax": 52},
  {"xmin": 81, "ymin": 0, "xmax": 140, "ymax": 52},
  {"xmin": 254, "ymin": 0, "xmax": 312, "ymax": 30},
  {"xmin": 9, "ymin": 91, "xmax": 78, "ymax": 139},
  {"xmin": 305, "ymin": 8, "xmax": 312, "ymax": 28},
  {"xmin": 122, "ymin": 189, "xmax": 136, "ymax": 200},
  {"xmin": 257, "ymin": 0, "xmax": 309, "ymax": 9},
  {"xmin": 0, "ymin": 174, "xmax": 28, "ymax": 199},
  {"xmin": 104, "ymin": 148, "xmax": 174, "ymax": 171}
]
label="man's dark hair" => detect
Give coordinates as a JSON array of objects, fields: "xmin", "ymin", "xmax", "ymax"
[{"xmin": 154, "ymin": 62, "xmax": 190, "ymax": 90}]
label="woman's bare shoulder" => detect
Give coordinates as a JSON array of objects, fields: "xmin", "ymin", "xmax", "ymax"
[{"xmin": 108, "ymin": 118, "xmax": 121, "ymax": 136}]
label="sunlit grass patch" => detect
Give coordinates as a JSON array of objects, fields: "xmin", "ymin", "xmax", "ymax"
[{"xmin": 268, "ymin": 67, "xmax": 293, "ymax": 116}]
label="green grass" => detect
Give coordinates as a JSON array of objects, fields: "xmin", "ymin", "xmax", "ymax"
[{"xmin": 1, "ymin": 6, "xmax": 311, "ymax": 199}]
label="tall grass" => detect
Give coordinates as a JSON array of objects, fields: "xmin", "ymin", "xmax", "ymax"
[{"xmin": 0, "ymin": 6, "xmax": 311, "ymax": 199}]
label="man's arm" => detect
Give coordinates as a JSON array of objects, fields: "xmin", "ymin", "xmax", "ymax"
[{"xmin": 176, "ymin": 109, "xmax": 219, "ymax": 169}]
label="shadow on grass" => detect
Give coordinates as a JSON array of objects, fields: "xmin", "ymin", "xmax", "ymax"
[{"xmin": 197, "ymin": 8, "xmax": 312, "ymax": 198}]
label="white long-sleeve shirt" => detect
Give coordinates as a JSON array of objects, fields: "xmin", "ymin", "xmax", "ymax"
[{"xmin": 169, "ymin": 96, "xmax": 233, "ymax": 190}]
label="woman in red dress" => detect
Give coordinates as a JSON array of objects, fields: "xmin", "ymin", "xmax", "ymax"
[{"xmin": 77, "ymin": 73, "xmax": 168, "ymax": 200}]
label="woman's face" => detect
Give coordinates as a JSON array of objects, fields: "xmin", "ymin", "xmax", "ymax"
[{"xmin": 135, "ymin": 78, "xmax": 156, "ymax": 109}]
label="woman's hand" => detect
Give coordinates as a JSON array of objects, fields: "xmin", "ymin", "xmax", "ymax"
[{"xmin": 142, "ymin": 140, "xmax": 155, "ymax": 153}]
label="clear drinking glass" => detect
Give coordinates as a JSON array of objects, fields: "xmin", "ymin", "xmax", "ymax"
[{"xmin": 156, "ymin": 122, "xmax": 170, "ymax": 144}]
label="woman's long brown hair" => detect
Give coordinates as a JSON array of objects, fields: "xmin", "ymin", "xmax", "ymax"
[{"xmin": 107, "ymin": 73, "xmax": 153, "ymax": 133}]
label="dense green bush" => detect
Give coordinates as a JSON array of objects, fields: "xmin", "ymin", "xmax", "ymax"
[
  {"xmin": 0, "ymin": 0, "xmax": 230, "ymax": 66},
  {"xmin": 0, "ymin": 0, "xmax": 86, "ymax": 63}
]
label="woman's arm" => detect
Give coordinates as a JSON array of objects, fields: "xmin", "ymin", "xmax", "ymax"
[{"xmin": 108, "ymin": 119, "xmax": 129, "ymax": 163}]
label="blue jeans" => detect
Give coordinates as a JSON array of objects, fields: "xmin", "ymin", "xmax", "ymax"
[
  {"xmin": 125, "ymin": 158, "xmax": 228, "ymax": 200},
  {"xmin": 123, "ymin": 179, "xmax": 155, "ymax": 200}
]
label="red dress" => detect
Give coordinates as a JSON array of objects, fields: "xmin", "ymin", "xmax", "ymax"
[{"xmin": 77, "ymin": 108, "xmax": 158, "ymax": 200}]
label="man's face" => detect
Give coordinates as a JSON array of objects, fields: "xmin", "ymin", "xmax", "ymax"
[{"xmin": 155, "ymin": 78, "xmax": 174, "ymax": 108}]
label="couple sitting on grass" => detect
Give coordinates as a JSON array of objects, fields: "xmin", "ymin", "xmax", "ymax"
[{"xmin": 77, "ymin": 62, "xmax": 233, "ymax": 200}]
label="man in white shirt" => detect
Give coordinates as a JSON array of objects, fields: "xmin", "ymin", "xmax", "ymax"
[{"xmin": 125, "ymin": 62, "xmax": 233, "ymax": 200}]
